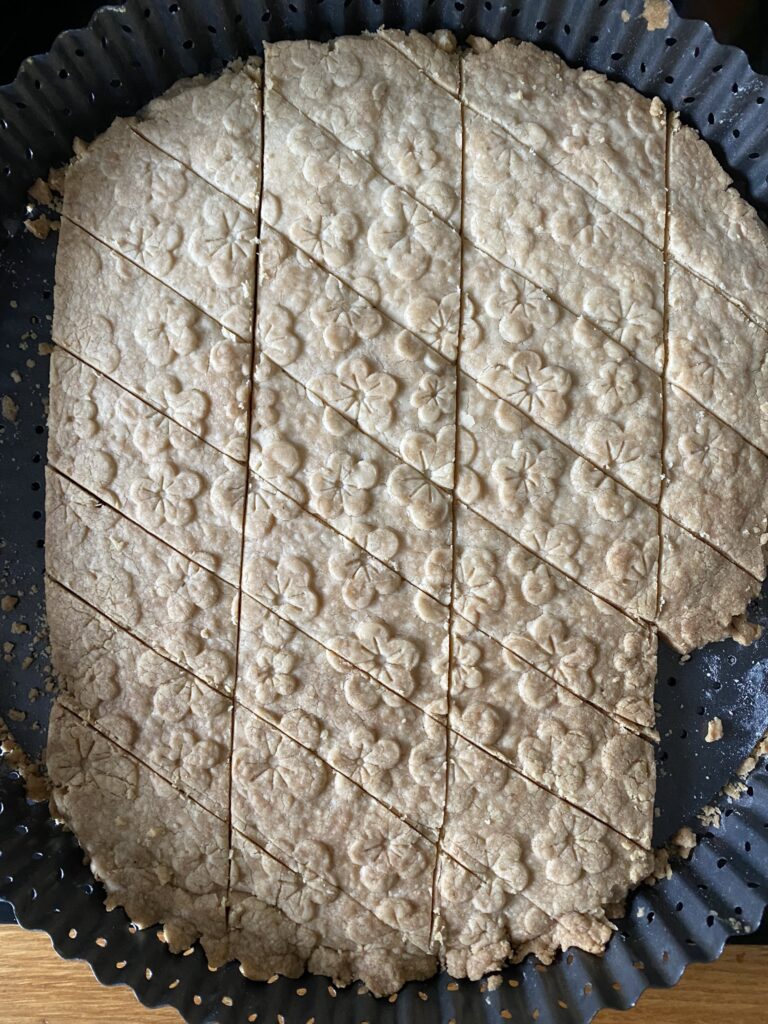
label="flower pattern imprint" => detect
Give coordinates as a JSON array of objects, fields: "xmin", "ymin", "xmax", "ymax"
[
  {"xmin": 678, "ymin": 417, "xmax": 739, "ymax": 479},
  {"xmin": 368, "ymin": 187, "xmax": 444, "ymax": 283},
  {"xmin": 310, "ymin": 277, "xmax": 382, "ymax": 354},
  {"xmin": 311, "ymin": 357, "xmax": 397, "ymax": 434},
  {"xmin": 329, "ymin": 726, "xmax": 401, "ymax": 795},
  {"xmin": 404, "ymin": 294, "xmax": 460, "ymax": 360},
  {"xmin": 454, "ymin": 549, "xmax": 504, "ymax": 624},
  {"xmin": 505, "ymin": 614, "xmax": 597, "ymax": 700},
  {"xmin": 129, "ymin": 460, "xmax": 203, "ymax": 528},
  {"xmin": 329, "ymin": 620, "xmax": 420, "ymax": 699},
  {"xmin": 533, "ymin": 805, "xmax": 613, "ymax": 885},
  {"xmin": 328, "ymin": 545, "xmax": 400, "ymax": 610},
  {"xmin": 589, "ymin": 358, "xmax": 641, "ymax": 415},
  {"xmin": 486, "ymin": 272, "xmax": 561, "ymax": 345},
  {"xmin": 249, "ymin": 556, "xmax": 319, "ymax": 621},
  {"xmin": 410, "ymin": 371, "xmax": 455, "ymax": 425},
  {"xmin": 348, "ymin": 825, "xmax": 426, "ymax": 894},
  {"xmin": 189, "ymin": 197, "xmax": 256, "ymax": 288},
  {"xmin": 491, "ymin": 440, "xmax": 561, "ymax": 513},
  {"xmin": 290, "ymin": 205, "xmax": 359, "ymax": 270},
  {"xmin": 245, "ymin": 647, "xmax": 299, "ymax": 707},
  {"xmin": 387, "ymin": 427, "xmax": 453, "ymax": 530},
  {"xmin": 481, "ymin": 350, "xmax": 571, "ymax": 427},
  {"xmin": 309, "ymin": 451, "xmax": 377, "ymax": 521}
]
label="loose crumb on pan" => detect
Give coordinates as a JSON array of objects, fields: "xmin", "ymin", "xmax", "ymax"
[
  {"xmin": 1, "ymin": 396, "xmax": 18, "ymax": 423},
  {"xmin": 0, "ymin": 721, "xmax": 48, "ymax": 801},
  {"xmin": 641, "ymin": 0, "xmax": 671, "ymax": 31},
  {"xmin": 705, "ymin": 717, "xmax": 724, "ymax": 743}
]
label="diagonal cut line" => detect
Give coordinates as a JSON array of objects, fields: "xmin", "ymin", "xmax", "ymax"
[
  {"xmin": 375, "ymin": 31, "xmax": 460, "ymax": 98},
  {"xmin": 49, "ymin": 567, "xmax": 445, "ymax": 842},
  {"xmin": 271, "ymin": 88, "xmax": 463, "ymax": 237},
  {"xmin": 56, "ymin": 703, "xmax": 449, "ymax": 949},
  {"xmin": 671, "ymin": 256, "xmax": 768, "ymax": 353},
  {"xmin": 53, "ymin": 342, "xmax": 245, "ymax": 466},
  {"xmin": 230, "ymin": 822, "xmax": 475, "ymax": 944},
  {"xmin": 465, "ymin": 219, "xmax": 768, "ymax": 467},
  {"xmin": 48, "ymin": 463, "xmax": 241, "ymax": 591},
  {"xmin": 225, "ymin": 77, "xmax": 266, "ymax": 939},
  {"xmin": 379, "ymin": 32, "xmax": 664, "ymax": 260}
]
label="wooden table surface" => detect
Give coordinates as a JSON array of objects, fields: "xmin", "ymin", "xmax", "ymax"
[{"xmin": 0, "ymin": 927, "xmax": 766, "ymax": 1024}]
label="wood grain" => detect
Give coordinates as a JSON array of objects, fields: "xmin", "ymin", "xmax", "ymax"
[{"xmin": 0, "ymin": 926, "xmax": 766, "ymax": 1023}]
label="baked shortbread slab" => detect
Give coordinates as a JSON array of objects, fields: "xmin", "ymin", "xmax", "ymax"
[{"xmin": 44, "ymin": 30, "xmax": 768, "ymax": 995}]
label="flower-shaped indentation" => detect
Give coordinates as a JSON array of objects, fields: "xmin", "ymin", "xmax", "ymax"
[
  {"xmin": 308, "ymin": 450, "xmax": 377, "ymax": 521},
  {"xmin": 518, "ymin": 718, "xmax": 593, "ymax": 798},
  {"xmin": 486, "ymin": 834, "xmax": 529, "ymax": 894},
  {"xmin": 404, "ymin": 293, "xmax": 459, "ymax": 360},
  {"xmin": 309, "ymin": 277, "xmax": 382, "ymax": 354},
  {"xmin": 348, "ymin": 824, "xmax": 426, "ymax": 893},
  {"xmin": 61, "ymin": 396, "xmax": 99, "ymax": 444},
  {"xmin": 330, "ymin": 620, "xmax": 419, "ymax": 699},
  {"xmin": 368, "ymin": 187, "xmax": 446, "ymax": 283},
  {"xmin": 601, "ymin": 733, "xmax": 654, "ymax": 804},
  {"xmin": 506, "ymin": 614, "xmax": 597, "ymax": 700},
  {"xmin": 520, "ymin": 562, "xmax": 556, "ymax": 606},
  {"xmin": 260, "ymin": 305, "xmax": 300, "ymax": 366},
  {"xmin": 486, "ymin": 271, "xmax": 561, "ymax": 345},
  {"xmin": 311, "ymin": 356, "xmax": 396, "ymax": 434},
  {"xmin": 250, "ymin": 555, "xmax": 319, "ymax": 621},
  {"xmin": 410, "ymin": 371, "xmax": 455, "ymax": 425},
  {"xmin": 234, "ymin": 728, "xmax": 327, "ymax": 805},
  {"xmin": 394, "ymin": 127, "xmax": 440, "ymax": 178},
  {"xmin": 244, "ymin": 645, "xmax": 298, "ymax": 710},
  {"xmin": 330, "ymin": 726, "xmax": 401, "ymax": 794},
  {"xmin": 289, "ymin": 208, "xmax": 359, "ymax": 270},
  {"xmin": 678, "ymin": 417, "xmax": 739, "ymax": 479},
  {"xmin": 189, "ymin": 198, "xmax": 257, "ymax": 288},
  {"xmin": 454, "ymin": 548, "xmax": 504, "ymax": 624},
  {"xmin": 491, "ymin": 441, "xmax": 560, "ymax": 513},
  {"xmin": 116, "ymin": 215, "xmax": 182, "ymax": 278},
  {"xmin": 589, "ymin": 358, "xmax": 640, "ymax": 415},
  {"xmin": 299, "ymin": 48, "xmax": 361, "ymax": 100},
  {"xmin": 250, "ymin": 439, "xmax": 306, "ymax": 506},
  {"xmin": 583, "ymin": 283, "xmax": 662, "ymax": 352},
  {"xmin": 387, "ymin": 427, "xmax": 453, "ymax": 530},
  {"xmin": 288, "ymin": 125, "xmax": 372, "ymax": 189},
  {"xmin": 328, "ymin": 545, "xmax": 400, "ymax": 610},
  {"xmin": 533, "ymin": 805, "xmax": 613, "ymax": 885},
  {"xmin": 129, "ymin": 460, "xmax": 202, "ymax": 528},
  {"xmin": 157, "ymin": 552, "xmax": 220, "ymax": 624},
  {"xmin": 482, "ymin": 350, "xmax": 571, "ymax": 427},
  {"xmin": 76, "ymin": 652, "xmax": 120, "ymax": 711}
]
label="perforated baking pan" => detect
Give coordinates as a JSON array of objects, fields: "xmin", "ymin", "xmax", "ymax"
[{"xmin": 2, "ymin": 1, "xmax": 768, "ymax": 1021}]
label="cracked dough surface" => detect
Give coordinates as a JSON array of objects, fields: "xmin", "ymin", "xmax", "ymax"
[{"xmin": 45, "ymin": 29, "xmax": 768, "ymax": 996}]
